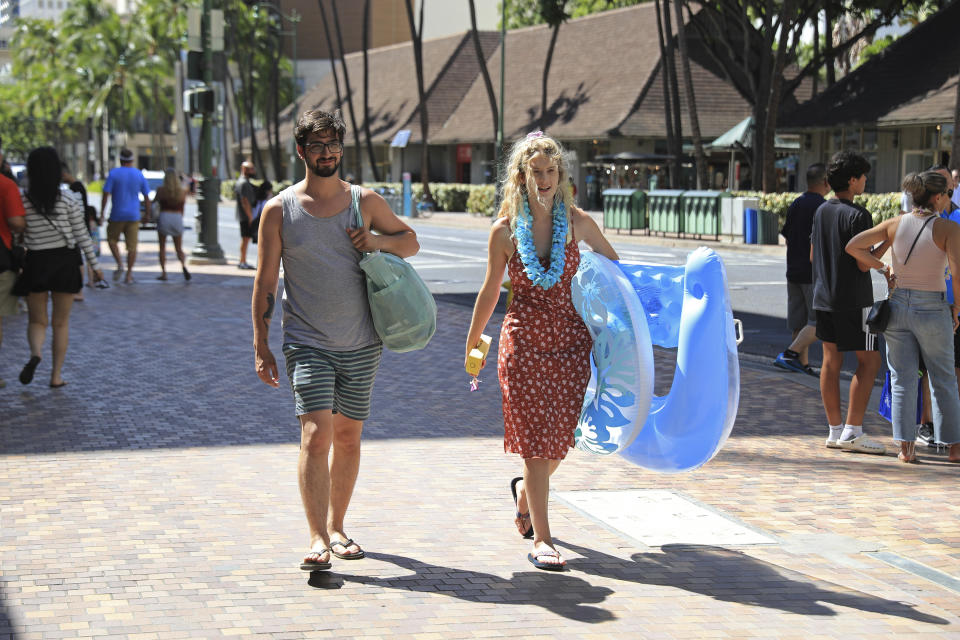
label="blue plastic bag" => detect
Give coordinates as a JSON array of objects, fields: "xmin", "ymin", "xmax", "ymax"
[{"xmin": 878, "ymin": 369, "xmax": 923, "ymax": 423}]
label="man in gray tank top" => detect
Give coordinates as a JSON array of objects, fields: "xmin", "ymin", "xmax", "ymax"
[{"xmin": 251, "ymin": 109, "xmax": 419, "ymax": 571}]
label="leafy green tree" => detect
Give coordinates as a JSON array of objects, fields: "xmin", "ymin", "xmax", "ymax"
[
  {"xmin": 687, "ymin": 0, "xmax": 908, "ymax": 191},
  {"xmin": 505, "ymin": 0, "xmax": 645, "ymax": 27}
]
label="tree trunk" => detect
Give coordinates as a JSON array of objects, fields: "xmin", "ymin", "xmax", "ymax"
[
  {"xmin": 179, "ymin": 60, "xmax": 194, "ymax": 175},
  {"xmin": 244, "ymin": 58, "xmax": 265, "ymax": 172},
  {"xmin": 661, "ymin": 0, "xmax": 683, "ymax": 186},
  {"xmin": 318, "ymin": 0, "xmax": 344, "ymax": 113},
  {"xmin": 272, "ymin": 38, "xmax": 283, "ymax": 180},
  {"xmin": 469, "ymin": 0, "xmax": 498, "ymax": 144},
  {"xmin": 812, "ymin": 10, "xmax": 820, "ymax": 97},
  {"xmin": 654, "ymin": 0, "xmax": 677, "ymax": 188},
  {"xmin": 541, "ymin": 22, "xmax": 561, "ymax": 130},
  {"xmin": 223, "ymin": 64, "xmax": 238, "ymax": 179},
  {"xmin": 672, "ymin": 0, "xmax": 706, "ymax": 189},
  {"xmin": 404, "ymin": 0, "xmax": 431, "ymax": 201},
  {"xmin": 265, "ymin": 60, "xmax": 278, "ymax": 179},
  {"xmin": 362, "ymin": 0, "xmax": 381, "ymax": 182},
  {"xmin": 330, "ymin": 0, "xmax": 363, "ymax": 182},
  {"xmin": 762, "ymin": 0, "xmax": 795, "ymax": 192},
  {"xmin": 824, "ymin": 6, "xmax": 836, "ymax": 87},
  {"xmin": 952, "ymin": 65, "xmax": 960, "ymax": 170}
]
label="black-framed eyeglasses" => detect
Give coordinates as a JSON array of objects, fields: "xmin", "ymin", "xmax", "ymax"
[{"xmin": 303, "ymin": 141, "xmax": 343, "ymax": 154}]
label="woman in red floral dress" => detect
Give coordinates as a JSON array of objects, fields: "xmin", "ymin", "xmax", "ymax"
[{"xmin": 465, "ymin": 132, "xmax": 618, "ymax": 570}]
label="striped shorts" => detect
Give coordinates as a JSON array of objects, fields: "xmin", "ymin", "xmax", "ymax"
[{"xmin": 282, "ymin": 342, "xmax": 383, "ymax": 419}]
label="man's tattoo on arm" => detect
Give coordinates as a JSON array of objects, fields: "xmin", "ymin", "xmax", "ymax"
[{"xmin": 263, "ymin": 293, "xmax": 275, "ymax": 323}]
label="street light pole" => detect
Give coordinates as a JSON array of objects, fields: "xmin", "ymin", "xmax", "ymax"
[
  {"xmin": 497, "ymin": 0, "xmax": 506, "ymax": 170},
  {"xmin": 191, "ymin": 0, "xmax": 226, "ymax": 263}
]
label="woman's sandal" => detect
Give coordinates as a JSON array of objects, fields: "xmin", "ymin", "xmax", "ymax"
[
  {"xmin": 300, "ymin": 548, "xmax": 332, "ymax": 571},
  {"xmin": 898, "ymin": 443, "xmax": 918, "ymax": 464},
  {"xmin": 510, "ymin": 476, "xmax": 534, "ymax": 539},
  {"xmin": 528, "ymin": 548, "xmax": 566, "ymax": 571},
  {"xmin": 19, "ymin": 356, "xmax": 40, "ymax": 385}
]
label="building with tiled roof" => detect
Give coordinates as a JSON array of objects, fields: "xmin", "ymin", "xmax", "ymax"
[
  {"xmin": 255, "ymin": 3, "xmax": 799, "ymax": 203},
  {"xmin": 780, "ymin": 1, "xmax": 959, "ymax": 193}
]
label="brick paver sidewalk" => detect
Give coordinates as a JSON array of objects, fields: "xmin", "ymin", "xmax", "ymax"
[{"xmin": 1, "ymin": 244, "xmax": 958, "ymax": 639}]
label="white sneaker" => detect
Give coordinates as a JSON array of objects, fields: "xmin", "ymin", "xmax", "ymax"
[
  {"xmin": 838, "ymin": 434, "xmax": 886, "ymax": 455},
  {"xmin": 825, "ymin": 436, "xmax": 842, "ymax": 449}
]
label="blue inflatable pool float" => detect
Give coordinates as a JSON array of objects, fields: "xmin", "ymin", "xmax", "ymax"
[
  {"xmin": 571, "ymin": 247, "xmax": 741, "ymax": 472},
  {"xmin": 570, "ymin": 251, "xmax": 654, "ymax": 454}
]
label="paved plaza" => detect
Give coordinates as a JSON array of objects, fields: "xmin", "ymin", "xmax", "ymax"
[{"xmin": 1, "ymin": 239, "xmax": 960, "ymax": 639}]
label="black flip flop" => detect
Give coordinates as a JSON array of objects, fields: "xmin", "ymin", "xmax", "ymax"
[
  {"xmin": 510, "ymin": 476, "xmax": 534, "ymax": 539},
  {"xmin": 527, "ymin": 550, "xmax": 565, "ymax": 571},
  {"xmin": 330, "ymin": 538, "xmax": 365, "ymax": 560},
  {"xmin": 300, "ymin": 548, "xmax": 332, "ymax": 571},
  {"xmin": 19, "ymin": 356, "xmax": 40, "ymax": 385}
]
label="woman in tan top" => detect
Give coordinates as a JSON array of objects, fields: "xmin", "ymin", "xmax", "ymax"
[
  {"xmin": 153, "ymin": 169, "xmax": 190, "ymax": 281},
  {"xmin": 847, "ymin": 171, "xmax": 960, "ymax": 463}
]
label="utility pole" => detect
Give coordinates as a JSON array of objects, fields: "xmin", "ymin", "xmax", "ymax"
[
  {"xmin": 190, "ymin": 0, "xmax": 226, "ymax": 263},
  {"xmin": 497, "ymin": 0, "xmax": 506, "ymax": 178}
]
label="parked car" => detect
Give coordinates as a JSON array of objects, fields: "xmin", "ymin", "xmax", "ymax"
[{"xmin": 140, "ymin": 169, "xmax": 164, "ymax": 229}]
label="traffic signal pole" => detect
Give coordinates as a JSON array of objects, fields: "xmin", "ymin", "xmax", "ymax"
[{"xmin": 190, "ymin": 0, "xmax": 226, "ymax": 263}]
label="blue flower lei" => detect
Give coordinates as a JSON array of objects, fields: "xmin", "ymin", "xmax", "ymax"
[{"xmin": 515, "ymin": 197, "xmax": 567, "ymax": 289}]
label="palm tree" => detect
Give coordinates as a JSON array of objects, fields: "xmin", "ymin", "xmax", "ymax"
[
  {"xmin": 330, "ymin": 0, "xmax": 363, "ymax": 182},
  {"xmin": 362, "ymin": 0, "xmax": 381, "ymax": 181},
  {"xmin": 538, "ymin": 0, "xmax": 569, "ymax": 130},
  {"xmin": 468, "ymin": 0, "xmax": 499, "ymax": 170},
  {"xmin": 404, "ymin": 0, "xmax": 432, "ymax": 202},
  {"xmin": 671, "ymin": 0, "xmax": 705, "ymax": 189}
]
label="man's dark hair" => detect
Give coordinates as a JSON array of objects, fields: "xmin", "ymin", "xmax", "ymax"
[
  {"xmin": 826, "ymin": 151, "xmax": 870, "ymax": 193},
  {"xmin": 294, "ymin": 109, "xmax": 346, "ymax": 146},
  {"xmin": 806, "ymin": 163, "xmax": 827, "ymax": 188}
]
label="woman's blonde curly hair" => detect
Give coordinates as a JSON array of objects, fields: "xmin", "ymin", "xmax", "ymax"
[{"xmin": 497, "ymin": 133, "xmax": 573, "ymax": 240}]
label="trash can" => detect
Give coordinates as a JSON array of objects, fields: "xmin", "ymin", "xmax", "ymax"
[
  {"xmin": 602, "ymin": 189, "xmax": 647, "ymax": 233},
  {"xmin": 648, "ymin": 190, "xmax": 686, "ymax": 235},
  {"xmin": 756, "ymin": 209, "xmax": 780, "ymax": 245},
  {"xmin": 744, "ymin": 208, "xmax": 758, "ymax": 244},
  {"xmin": 680, "ymin": 190, "xmax": 730, "ymax": 239}
]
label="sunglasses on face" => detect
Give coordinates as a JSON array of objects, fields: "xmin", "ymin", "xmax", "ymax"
[{"xmin": 303, "ymin": 141, "xmax": 343, "ymax": 154}]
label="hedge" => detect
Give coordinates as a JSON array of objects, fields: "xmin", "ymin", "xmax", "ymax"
[
  {"xmin": 364, "ymin": 182, "xmax": 497, "ymax": 216},
  {"xmin": 733, "ymin": 190, "xmax": 903, "ymax": 226}
]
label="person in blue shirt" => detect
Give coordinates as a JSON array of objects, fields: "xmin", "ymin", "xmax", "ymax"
[{"xmin": 101, "ymin": 148, "xmax": 149, "ymax": 284}]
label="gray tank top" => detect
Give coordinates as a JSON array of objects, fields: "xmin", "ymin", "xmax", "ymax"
[{"xmin": 279, "ymin": 186, "xmax": 380, "ymax": 351}]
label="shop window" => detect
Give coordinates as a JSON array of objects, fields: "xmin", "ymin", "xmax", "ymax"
[
  {"xmin": 844, "ymin": 128, "xmax": 861, "ymax": 150},
  {"xmin": 939, "ymin": 124, "xmax": 954, "ymax": 150},
  {"xmin": 862, "ymin": 129, "xmax": 878, "ymax": 152}
]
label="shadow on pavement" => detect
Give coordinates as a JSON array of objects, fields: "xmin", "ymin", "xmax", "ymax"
[
  {"xmin": 325, "ymin": 551, "xmax": 616, "ymax": 623},
  {"xmin": 559, "ymin": 541, "xmax": 948, "ymax": 624},
  {"xmin": 0, "ymin": 595, "xmax": 17, "ymax": 640}
]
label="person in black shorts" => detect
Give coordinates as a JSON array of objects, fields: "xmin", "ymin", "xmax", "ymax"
[
  {"xmin": 235, "ymin": 161, "xmax": 257, "ymax": 270},
  {"xmin": 775, "ymin": 163, "xmax": 830, "ymax": 376},
  {"xmin": 811, "ymin": 151, "xmax": 889, "ymax": 455}
]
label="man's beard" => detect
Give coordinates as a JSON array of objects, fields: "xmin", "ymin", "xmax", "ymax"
[{"xmin": 309, "ymin": 157, "xmax": 340, "ymax": 177}]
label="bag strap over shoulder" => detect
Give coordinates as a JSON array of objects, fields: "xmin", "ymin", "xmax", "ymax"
[
  {"xmin": 903, "ymin": 214, "xmax": 935, "ymax": 266},
  {"xmin": 351, "ymin": 185, "xmax": 363, "ymax": 229},
  {"xmin": 350, "ymin": 185, "xmax": 371, "ymax": 257}
]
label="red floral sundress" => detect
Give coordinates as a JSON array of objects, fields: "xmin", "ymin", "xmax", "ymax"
[{"xmin": 498, "ymin": 230, "xmax": 591, "ymax": 460}]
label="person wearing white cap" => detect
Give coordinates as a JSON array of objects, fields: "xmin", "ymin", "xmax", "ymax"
[{"xmin": 101, "ymin": 148, "xmax": 149, "ymax": 284}]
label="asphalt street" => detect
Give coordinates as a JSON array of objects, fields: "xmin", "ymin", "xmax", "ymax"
[{"xmin": 89, "ymin": 193, "xmax": 889, "ymax": 367}]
